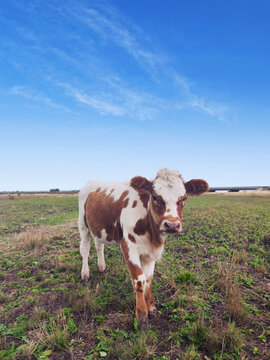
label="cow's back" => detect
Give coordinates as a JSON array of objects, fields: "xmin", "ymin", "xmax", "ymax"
[{"xmin": 79, "ymin": 181, "xmax": 135, "ymax": 243}]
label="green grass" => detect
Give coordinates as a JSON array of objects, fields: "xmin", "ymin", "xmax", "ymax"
[
  {"xmin": 0, "ymin": 194, "xmax": 78, "ymax": 235},
  {"xmin": 0, "ymin": 193, "xmax": 269, "ymax": 359}
]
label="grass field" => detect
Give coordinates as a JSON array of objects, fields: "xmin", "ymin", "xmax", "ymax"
[{"xmin": 0, "ymin": 193, "xmax": 269, "ymax": 360}]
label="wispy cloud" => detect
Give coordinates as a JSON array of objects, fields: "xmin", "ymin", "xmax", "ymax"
[
  {"xmin": 62, "ymin": 4, "xmax": 165, "ymax": 78},
  {"xmin": 16, "ymin": 26, "xmax": 37, "ymax": 42},
  {"xmin": 53, "ymin": 80, "xmax": 167, "ymax": 121},
  {"xmin": 172, "ymin": 73, "xmax": 231, "ymax": 122},
  {"xmin": 57, "ymin": 82, "xmax": 125, "ymax": 116},
  {"xmin": 10, "ymin": 86, "xmax": 73, "ymax": 113}
]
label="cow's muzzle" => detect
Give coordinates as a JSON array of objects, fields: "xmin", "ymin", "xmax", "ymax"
[{"xmin": 161, "ymin": 220, "xmax": 182, "ymax": 233}]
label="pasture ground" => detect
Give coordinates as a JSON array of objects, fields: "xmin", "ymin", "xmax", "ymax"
[{"xmin": 0, "ymin": 192, "xmax": 269, "ymax": 359}]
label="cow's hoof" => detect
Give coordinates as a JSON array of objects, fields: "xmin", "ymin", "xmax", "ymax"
[
  {"xmin": 98, "ymin": 265, "xmax": 107, "ymax": 273},
  {"xmin": 148, "ymin": 309, "xmax": 157, "ymax": 319},
  {"xmin": 81, "ymin": 273, "xmax": 89, "ymax": 282},
  {"xmin": 138, "ymin": 315, "xmax": 149, "ymax": 330},
  {"xmin": 147, "ymin": 304, "xmax": 157, "ymax": 319}
]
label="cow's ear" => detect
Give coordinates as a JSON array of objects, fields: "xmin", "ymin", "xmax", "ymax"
[
  {"xmin": 130, "ymin": 176, "xmax": 152, "ymax": 192},
  {"xmin": 185, "ymin": 179, "xmax": 209, "ymax": 196}
]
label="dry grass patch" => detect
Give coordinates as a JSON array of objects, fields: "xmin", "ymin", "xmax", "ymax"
[
  {"xmin": 28, "ymin": 306, "xmax": 49, "ymax": 330},
  {"xmin": 233, "ymin": 250, "xmax": 248, "ymax": 265},
  {"xmin": 0, "ymin": 272, "xmax": 6, "ymax": 281},
  {"xmin": 30, "ymin": 312, "xmax": 74, "ymax": 354},
  {"xmin": 107, "ymin": 331, "xmax": 158, "ymax": 360},
  {"xmin": 0, "ymin": 291, "xmax": 11, "ymax": 305},
  {"xmin": 204, "ymin": 321, "xmax": 243, "ymax": 357},
  {"xmin": 216, "ymin": 263, "xmax": 247, "ymax": 324},
  {"xmin": 0, "ymin": 220, "xmax": 77, "ymax": 253},
  {"xmin": 19, "ymin": 339, "xmax": 39, "ymax": 359},
  {"xmin": 0, "ymin": 226, "xmax": 49, "ymax": 253},
  {"xmin": 63, "ymin": 286, "xmax": 102, "ymax": 315},
  {"xmin": 23, "ymin": 227, "xmax": 50, "ymax": 250},
  {"xmin": 254, "ymin": 263, "xmax": 267, "ymax": 274},
  {"xmin": 183, "ymin": 345, "xmax": 201, "ymax": 360}
]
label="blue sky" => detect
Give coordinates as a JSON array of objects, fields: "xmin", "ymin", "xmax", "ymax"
[{"xmin": 1, "ymin": 0, "xmax": 269, "ymax": 191}]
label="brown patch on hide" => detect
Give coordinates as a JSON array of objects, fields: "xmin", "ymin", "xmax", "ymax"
[
  {"xmin": 185, "ymin": 179, "xmax": 209, "ymax": 195},
  {"xmin": 136, "ymin": 288, "xmax": 148, "ymax": 320},
  {"xmin": 151, "ymin": 194, "xmax": 166, "ymax": 216},
  {"xmin": 105, "ymin": 221, "xmax": 123, "ymax": 242},
  {"xmin": 132, "ymin": 200, "xmax": 137, "ymax": 208},
  {"xmin": 148, "ymin": 196, "xmax": 166, "ymax": 234},
  {"xmin": 128, "ymin": 234, "xmax": 136, "ymax": 243},
  {"xmin": 134, "ymin": 211, "xmax": 163, "ymax": 247},
  {"xmin": 130, "ymin": 176, "xmax": 151, "ymax": 208},
  {"xmin": 123, "ymin": 197, "xmax": 129, "ymax": 208},
  {"xmin": 134, "ymin": 218, "xmax": 147, "ymax": 236},
  {"xmin": 84, "ymin": 189, "xmax": 129, "ymax": 242},
  {"xmin": 145, "ymin": 275, "xmax": 154, "ymax": 310},
  {"xmin": 139, "ymin": 193, "xmax": 150, "ymax": 208}
]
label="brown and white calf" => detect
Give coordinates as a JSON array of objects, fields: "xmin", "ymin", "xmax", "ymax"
[{"xmin": 78, "ymin": 168, "xmax": 209, "ymax": 329}]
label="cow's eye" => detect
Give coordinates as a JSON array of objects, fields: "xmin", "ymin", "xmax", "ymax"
[
  {"xmin": 178, "ymin": 198, "xmax": 186, "ymax": 207},
  {"xmin": 178, "ymin": 196, "xmax": 187, "ymax": 204},
  {"xmin": 152, "ymin": 195, "xmax": 157, "ymax": 201}
]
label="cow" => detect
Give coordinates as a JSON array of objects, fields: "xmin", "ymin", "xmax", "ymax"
[{"xmin": 78, "ymin": 168, "xmax": 209, "ymax": 329}]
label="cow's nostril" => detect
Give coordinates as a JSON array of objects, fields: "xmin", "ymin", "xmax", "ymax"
[{"xmin": 164, "ymin": 222, "xmax": 170, "ymax": 229}]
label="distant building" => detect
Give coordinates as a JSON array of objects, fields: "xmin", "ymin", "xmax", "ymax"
[{"xmin": 50, "ymin": 188, "xmax": 60, "ymax": 193}]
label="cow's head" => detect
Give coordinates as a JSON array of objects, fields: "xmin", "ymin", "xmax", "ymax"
[{"xmin": 131, "ymin": 168, "xmax": 209, "ymax": 234}]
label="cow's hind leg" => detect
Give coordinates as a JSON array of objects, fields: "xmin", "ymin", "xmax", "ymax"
[
  {"xmin": 79, "ymin": 225, "xmax": 91, "ymax": 281},
  {"xmin": 94, "ymin": 238, "xmax": 106, "ymax": 272}
]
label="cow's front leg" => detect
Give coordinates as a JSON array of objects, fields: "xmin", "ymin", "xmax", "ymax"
[
  {"xmin": 120, "ymin": 238, "xmax": 148, "ymax": 330},
  {"xmin": 141, "ymin": 259, "xmax": 156, "ymax": 318}
]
